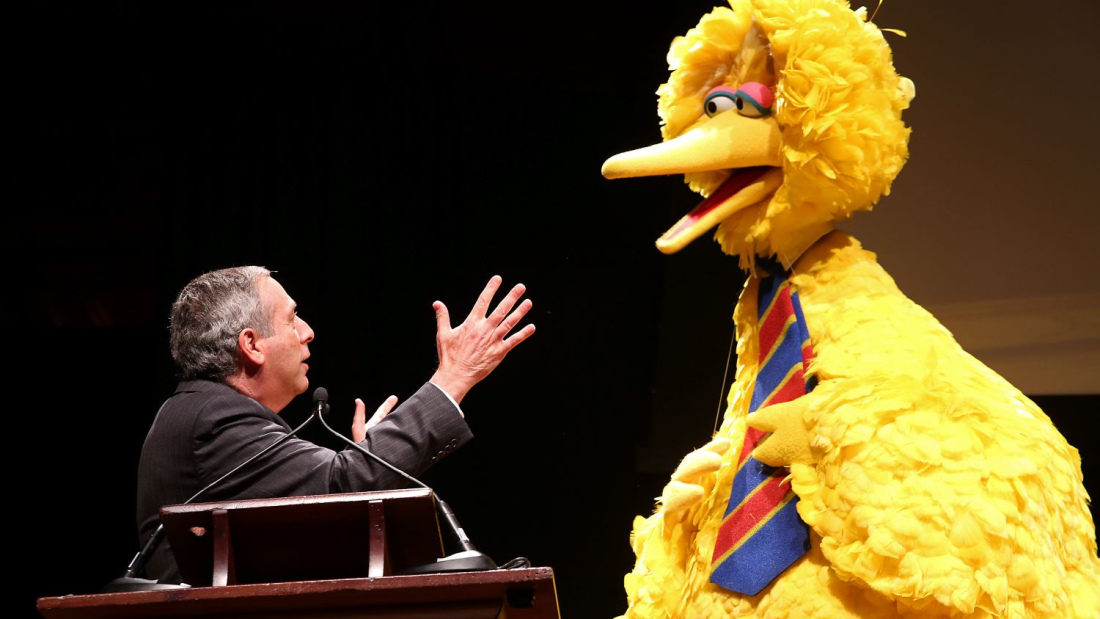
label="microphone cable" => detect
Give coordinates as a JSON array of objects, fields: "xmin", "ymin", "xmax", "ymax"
[
  {"xmin": 313, "ymin": 392, "xmax": 428, "ymax": 492},
  {"xmin": 313, "ymin": 390, "xmax": 525, "ymax": 571}
]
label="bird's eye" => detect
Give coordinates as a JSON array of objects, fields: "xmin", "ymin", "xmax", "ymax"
[
  {"xmin": 704, "ymin": 86, "xmax": 738, "ymax": 118},
  {"xmin": 703, "ymin": 83, "xmax": 774, "ymax": 119},
  {"xmin": 733, "ymin": 82, "xmax": 774, "ymax": 117}
]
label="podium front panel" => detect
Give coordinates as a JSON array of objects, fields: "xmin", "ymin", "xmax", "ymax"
[{"xmin": 159, "ymin": 489, "xmax": 442, "ymax": 586}]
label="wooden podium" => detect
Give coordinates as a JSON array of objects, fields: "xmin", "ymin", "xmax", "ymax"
[{"xmin": 37, "ymin": 489, "xmax": 559, "ymax": 618}]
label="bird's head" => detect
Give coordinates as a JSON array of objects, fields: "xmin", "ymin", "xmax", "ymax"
[{"xmin": 602, "ymin": 0, "xmax": 914, "ymax": 272}]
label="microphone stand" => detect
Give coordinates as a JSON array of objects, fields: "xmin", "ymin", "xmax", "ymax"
[{"xmin": 314, "ymin": 400, "xmax": 499, "ymax": 573}]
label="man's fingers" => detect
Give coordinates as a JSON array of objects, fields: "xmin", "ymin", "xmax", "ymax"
[
  {"xmin": 351, "ymin": 398, "xmax": 367, "ymax": 443},
  {"xmin": 495, "ymin": 298, "xmax": 533, "ymax": 338},
  {"xmin": 378, "ymin": 395, "xmax": 399, "ymax": 416},
  {"xmin": 353, "ymin": 398, "xmax": 366, "ymax": 425},
  {"xmin": 434, "ymin": 301, "xmax": 452, "ymax": 334},
  {"xmin": 487, "ymin": 283, "xmax": 526, "ymax": 325},
  {"xmin": 469, "ymin": 275, "xmax": 503, "ymax": 320},
  {"xmin": 500, "ymin": 323, "xmax": 536, "ymax": 353},
  {"xmin": 366, "ymin": 395, "xmax": 399, "ymax": 431}
]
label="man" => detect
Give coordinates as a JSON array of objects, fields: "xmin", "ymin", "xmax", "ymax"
[{"xmin": 135, "ymin": 266, "xmax": 535, "ymax": 584}]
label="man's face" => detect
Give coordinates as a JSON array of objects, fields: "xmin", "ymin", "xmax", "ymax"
[{"xmin": 255, "ymin": 276, "xmax": 315, "ymax": 410}]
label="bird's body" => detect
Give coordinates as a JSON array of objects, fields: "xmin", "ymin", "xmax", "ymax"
[
  {"xmin": 601, "ymin": 2, "xmax": 1099, "ymax": 615},
  {"xmin": 623, "ymin": 231, "xmax": 1100, "ymax": 618}
]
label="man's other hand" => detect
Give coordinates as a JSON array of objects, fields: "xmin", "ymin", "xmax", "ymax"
[
  {"xmin": 430, "ymin": 275, "xmax": 535, "ymax": 404},
  {"xmin": 351, "ymin": 395, "xmax": 399, "ymax": 442}
]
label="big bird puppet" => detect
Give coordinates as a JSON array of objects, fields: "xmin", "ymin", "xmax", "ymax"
[{"xmin": 600, "ymin": 0, "xmax": 1100, "ymax": 618}]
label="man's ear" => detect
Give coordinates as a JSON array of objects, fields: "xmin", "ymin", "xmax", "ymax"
[{"xmin": 238, "ymin": 328, "xmax": 265, "ymax": 367}]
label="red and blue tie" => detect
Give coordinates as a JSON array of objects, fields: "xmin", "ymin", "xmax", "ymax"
[{"xmin": 710, "ymin": 272, "xmax": 814, "ymax": 595}]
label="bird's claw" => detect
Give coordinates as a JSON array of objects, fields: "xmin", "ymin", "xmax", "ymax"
[
  {"xmin": 659, "ymin": 438, "xmax": 730, "ymax": 514},
  {"xmin": 746, "ymin": 398, "xmax": 814, "ymax": 467}
]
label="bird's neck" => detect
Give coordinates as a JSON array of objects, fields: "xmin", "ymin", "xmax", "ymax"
[{"xmin": 743, "ymin": 221, "xmax": 836, "ymax": 278}]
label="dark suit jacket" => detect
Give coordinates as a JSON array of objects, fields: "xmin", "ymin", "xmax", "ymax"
[{"xmin": 135, "ymin": 379, "xmax": 472, "ymax": 583}]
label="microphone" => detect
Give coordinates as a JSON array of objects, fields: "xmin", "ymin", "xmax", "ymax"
[
  {"xmin": 102, "ymin": 389, "xmax": 325, "ymax": 593},
  {"xmin": 313, "ymin": 386, "xmax": 329, "ymax": 416},
  {"xmin": 314, "ymin": 389, "xmax": 500, "ymax": 574}
]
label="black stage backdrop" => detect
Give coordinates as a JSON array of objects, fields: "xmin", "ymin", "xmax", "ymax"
[{"xmin": 13, "ymin": 2, "xmax": 1098, "ymax": 618}]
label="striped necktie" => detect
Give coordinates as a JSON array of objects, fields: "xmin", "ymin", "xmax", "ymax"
[{"xmin": 709, "ymin": 272, "xmax": 814, "ymax": 595}]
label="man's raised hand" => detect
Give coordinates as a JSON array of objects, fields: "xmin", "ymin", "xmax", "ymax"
[{"xmin": 430, "ymin": 275, "xmax": 535, "ymax": 404}]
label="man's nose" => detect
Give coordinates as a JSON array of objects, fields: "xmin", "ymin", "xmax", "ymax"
[{"xmin": 298, "ymin": 318, "xmax": 315, "ymax": 344}]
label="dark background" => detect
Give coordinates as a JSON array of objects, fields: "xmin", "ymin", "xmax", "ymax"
[{"xmin": 13, "ymin": 2, "xmax": 1097, "ymax": 618}]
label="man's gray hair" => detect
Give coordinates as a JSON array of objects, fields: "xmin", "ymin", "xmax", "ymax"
[{"xmin": 170, "ymin": 266, "xmax": 274, "ymax": 381}]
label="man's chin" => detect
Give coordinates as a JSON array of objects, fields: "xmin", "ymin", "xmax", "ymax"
[{"xmin": 293, "ymin": 375, "xmax": 310, "ymax": 399}]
